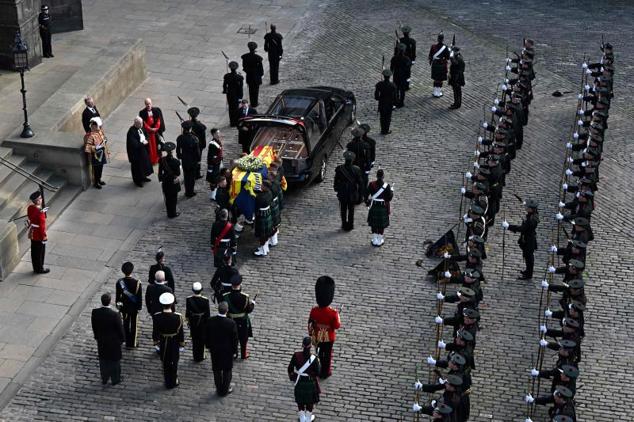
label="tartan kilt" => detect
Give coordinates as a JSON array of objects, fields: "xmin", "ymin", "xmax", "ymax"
[
  {"xmin": 294, "ymin": 378, "xmax": 320, "ymax": 405},
  {"xmin": 255, "ymin": 207, "xmax": 273, "ymax": 238},
  {"xmin": 431, "ymin": 61, "xmax": 448, "ymax": 81},
  {"xmin": 367, "ymin": 203, "xmax": 390, "ymax": 229},
  {"xmin": 271, "ymin": 196, "xmax": 281, "ymax": 228}
]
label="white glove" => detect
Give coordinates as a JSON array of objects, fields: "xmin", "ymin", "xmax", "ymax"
[
  {"xmin": 525, "ymin": 394, "xmax": 535, "ymax": 404},
  {"xmin": 460, "ymin": 187, "xmax": 466, "ymax": 194},
  {"xmin": 505, "ymin": 65, "xmax": 511, "ymax": 71},
  {"xmin": 438, "ymin": 377, "xmax": 446, "ymax": 385},
  {"xmin": 501, "ymin": 84, "xmax": 508, "ymax": 91},
  {"xmin": 556, "ymin": 212, "xmax": 564, "ymax": 221},
  {"xmin": 562, "ymin": 183, "xmax": 568, "ymax": 191},
  {"xmin": 577, "ymin": 93, "xmax": 582, "ymax": 100},
  {"xmin": 443, "ymin": 251, "xmax": 451, "ymax": 259},
  {"xmin": 577, "ymin": 120, "xmax": 583, "ymax": 126},
  {"xmin": 584, "ymin": 84, "xmax": 590, "ymax": 91},
  {"xmin": 414, "ymin": 380, "xmax": 423, "ymax": 390},
  {"xmin": 549, "ymin": 245, "xmax": 558, "ymax": 253},
  {"xmin": 577, "ymin": 109, "xmax": 584, "ymax": 116},
  {"xmin": 506, "ymin": 57, "xmax": 512, "ymax": 64},
  {"xmin": 438, "ymin": 340, "xmax": 446, "ymax": 349},
  {"xmin": 548, "ymin": 265, "xmax": 556, "ymax": 273},
  {"xmin": 42, "ymin": 207, "xmax": 49, "ymax": 213},
  {"xmin": 559, "ymin": 201, "xmax": 566, "ymax": 208},
  {"xmin": 482, "ymin": 122, "xmax": 488, "ymax": 128},
  {"xmin": 581, "ymin": 161, "xmax": 588, "ymax": 167},
  {"xmin": 179, "ymin": 347, "xmax": 185, "ymax": 352},
  {"xmin": 545, "ymin": 309, "xmax": 553, "ymax": 318},
  {"xmin": 530, "ymin": 368, "xmax": 539, "ymax": 377},
  {"xmin": 463, "ymin": 216, "xmax": 473, "ymax": 224},
  {"xmin": 539, "ymin": 339, "xmax": 548, "ymax": 347},
  {"xmin": 474, "ymin": 150, "xmax": 480, "ymax": 156},
  {"xmin": 426, "ymin": 356, "xmax": 437, "ymax": 366},
  {"xmin": 443, "ymin": 271, "xmax": 451, "ymax": 279},
  {"xmin": 436, "ymin": 292, "xmax": 445, "ymax": 301},
  {"xmin": 539, "ymin": 324, "xmax": 547, "ymax": 333},
  {"xmin": 541, "ymin": 280, "xmax": 549, "ymax": 289},
  {"xmin": 582, "ymin": 62, "xmax": 588, "ymax": 69},
  {"xmin": 525, "ymin": 419, "xmax": 533, "ymax": 422},
  {"xmin": 491, "ymin": 106, "xmax": 497, "ymax": 112},
  {"xmin": 502, "ymin": 220, "xmax": 510, "ymax": 229},
  {"xmin": 412, "ymin": 403, "xmax": 422, "ymax": 412},
  {"xmin": 566, "ymin": 142, "xmax": 572, "ymax": 149},
  {"xmin": 477, "ymin": 136, "xmax": 483, "ymax": 145},
  {"xmin": 565, "ymin": 169, "xmax": 573, "ymax": 176},
  {"xmin": 435, "ymin": 316, "xmax": 443, "ymax": 325},
  {"xmin": 473, "ymin": 162, "xmax": 480, "ymax": 169},
  {"xmin": 431, "ymin": 400, "xmax": 437, "ymax": 408},
  {"xmin": 154, "ymin": 345, "xmax": 160, "ymax": 352},
  {"xmin": 465, "ymin": 171, "xmax": 473, "ymax": 179},
  {"xmin": 494, "ymin": 98, "xmax": 500, "ymax": 105},
  {"xmin": 573, "ymin": 132, "xmax": 579, "ymax": 139},
  {"xmin": 567, "ymin": 157, "xmax": 573, "ymax": 163},
  {"xmin": 586, "ymin": 68, "xmax": 592, "ymax": 75}
]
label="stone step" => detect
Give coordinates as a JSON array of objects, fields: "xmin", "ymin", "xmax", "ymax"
[
  {"xmin": 0, "ymin": 159, "xmax": 39, "ymax": 211},
  {"xmin": 0, "ymin": 152, "xmax": 28, "ymax": 188}
]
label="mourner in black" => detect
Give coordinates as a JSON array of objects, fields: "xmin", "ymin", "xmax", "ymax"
[
  {"xmin": 223, "ymin": 61, "xmax": 244, "ymax": 127},
  {"xmin": 158, "ymin": 142, "xmax": 181, "ymax": 218},
  {"xmin": 448, "ymin": 46, "xmax": 465, "ymax": 109},
  {"xmin": 346, "ymin": 127, "xmax": 372, "ymax": 196},
  {"xmin": 207, "ymin": 128, "xmax": 224, "ymax": 199},
  {"xmin": 176, "ymin": 121, "xmax": 201, "ymax": 198},
  {"xmin": 91, "ymin": 293, "xmax": 125, "ymax": 385},
  {"xmin": 152, "ymin": 292, "xmax": 185, "ymax": 389},
  {"xmin": 264, "ymin": 24, "xmax": 284, "ymax": 84},
  {"xmin": 334, "ymin": 151, "xmax": 364, "ymax": 231},
  {"xmin": 148, "ymin": 249, "xmax": 176, "ymax": 291},
  {"xmin": 398, "ymin": 25, "xmax": 416, "ymax": 64},
  {"xmin": 205, "ymin": 302, "xmax": 238, "ymax": 396},
  {"xmin": 241, "ymin": 42, "xmax": 264, "ymax": 107},
  {"xmin": 374, "ymin": 69, "xmax": 397, "ymax": 135},
  {"xmin": 288, "ymin": 337, "xmax": 322, "ymax": 422},
  {"xmin": 145, "ymin": 270, "xmax": 173, "ymax": 317},
  {"xmin": 211, "ymin": 253, "xmax": 240, "ymax": 304},
  {"xmin": 115, "ymin": 262, "xmax": 142, "ymax": 348},
  {"xmin": 238, "ymin": 100, "xmax": 258, "ymax": 153},
  {"xmin": 186, "ymin": 282, "xmax": 211, "ymax": 362},
  {"xmin": 223, "ymin": 274, "xmax": 255, "ymax": 359},
  {"xmin": 390, "ymin": 43, "xmax": 412, "ymax": 108},
  {"xmin": 38, "ymin": 5, "xmax": 53, "ymax": 57},
  {"xmin": 82, "ymin": 96, "xmax": 100, "ymax": 133},
  {"xmin": 429, "ymin": 33, "xmax": 450, "ymax": 97},
  {"xmin": 503, "ymin": 199, "xmax": 539, "ymax": 279},
  {"xmin": 126, "ymin": 117, "xmax": 153, "ymax": 187},
  {"xmin": 187, "ymin": 107, "xmax": 207, "ymax": 179}
]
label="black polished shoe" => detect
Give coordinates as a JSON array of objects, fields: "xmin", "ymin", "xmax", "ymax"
[
  {"xmin": 99, "ymin": 181, "xmax": 106, "ymax": 186},
  {"xmin": 143, "ymin": 178, "xmax": 152, "ymax": 182},
  {"xmin": 518, "ymin": 273, "xmax": 533, "ymax": 280},
  {"xmin": 36, "ymin": 268, "xmax": 50, "ymax": 274},
  {"xmin": 94, "ymin": 184, "xmax": 102, "ymax": 189}
]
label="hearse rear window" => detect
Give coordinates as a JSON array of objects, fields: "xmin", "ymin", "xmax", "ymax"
[
  {"xmin": 252, "ymin": 126, "xmax": 308, "ymax": 160},
  {"xmin": 269, "ymin": 96, "xmax": 315, "ymax": 117}
]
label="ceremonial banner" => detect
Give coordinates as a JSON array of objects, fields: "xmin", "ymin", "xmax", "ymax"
[{"xmin": 425, "ymin": 229, "xmax": 459, "ymax": 258}]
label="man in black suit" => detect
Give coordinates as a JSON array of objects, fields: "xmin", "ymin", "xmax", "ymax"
[
  {"xmin": 145, "ymin": 270, "xmax": 173, "ymax": 317},
  {"xmin": 148, "ymin": 249, "xmax": 176, "ymax": 291},
  {"xmin": 176, "ymin": 121, "xmax": 202, "ymax": 197},
  {"xmin": 91, "ymin": 293, "xmax": 125, "ymax": 385},
  {"xmin": 241, "ymin": 42, "xmax": 264, "ymax": 107},
  {"xmin": 82, "ymin": 96, "xmax": 101, "ymax": 133},
  {"xmin": 205, "ymin": 302, "xmax": 238, "ymax": 396},
  {"xmin": 238, "ymin": 100, "xmax": 258, "ymax": 154},
  {"xmin": 126, "ymin": 117, "xmax": 153, "ymax": 187},
  {"xmin": 115, "ymin": 262, "xmax": 142, "ymax": 348}
]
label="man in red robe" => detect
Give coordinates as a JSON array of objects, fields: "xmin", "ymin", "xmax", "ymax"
[
  {"xmin": 27, "ymin": 191, "xmax": 49, "ymax": 274},
  {"xmin": 139, "ymin": 97, "xmax": 165, "ymax": 165},
  {"xmin": 308, "ymin": 276, "xmax": 341, "ymax": 379}
]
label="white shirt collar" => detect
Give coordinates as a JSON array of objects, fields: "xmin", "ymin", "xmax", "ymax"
[{"xmin": 217, "ymin": 313, "xmax": 227, "ymax": 317}]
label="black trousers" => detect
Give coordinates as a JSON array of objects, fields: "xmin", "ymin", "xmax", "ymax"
[
  {"xmin": 191, "ymin": 330, "xmax": 205, "ymax": 362},
  {"xmin": 227, "ymin": 96, "xmax": 240, "ymax": 127},
  {"xmin": 31, "ymin": 240, "xmax": 46, "ymax": 272},
  {"xmin": 40, "ymin": 29, "xmax": 52, "ymax": 56},
  {"xmin": 248, "ymin": 83, "xmax": 260, "ymax": 107},
  {"xmin": 339, "ymin": 201, "xmax": 355, "ymax": 230},
  {"xmin": 99, "ymin": 359, "xmax": 121, "ymax": 385},
  {"xmin": 213, "ymin": 367, "xmax": 233, "ymax": 396},
  {"xmin": 183, "ymin": 168, "xmax": 196, "ymax": 196},
  {"xmin": 317, "ymin": 341, "xmax": 334, "ymax": 378},
  {"xmin": 269, "ymin": 58, "xmax": 280, "ymax": 83},
  {"xmin": 395, "ymin": 81, "xmax": 406, "ymax": 106},
  {"xmin": 162, "ymin": 347, "xmax": 180, "ymax": 388},
  {"xmin": 451, "ymin": 84, "xmax": 462, "ymax": 106},
  {"xmin": 379, "ymin": 108, "xmax": 393, "ymax": 134},
  {"xmin": 121, "ymin": 312, "xmax": 138, "ymax": 347},
  {"xmin": 93, "ymin": 164, "xmax": 103, "ymax": 186},
  {"xmin": 522, "ymin": 248, "xmax": 535, "ymax": 277},
  {"xmin": 162, "ymin": 185, "xmax": 178, "ymax": 217}
]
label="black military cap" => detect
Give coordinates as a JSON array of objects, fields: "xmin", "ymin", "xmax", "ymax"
[
  {"xmin": 568, "ymin": 259, "xmax": 585, "ymax": 270},
  {"xmin": 569, "ymin": 300, "xmax": 586, "ymax": 312},
  {"xmin": 456, "ymin": 328, "xmax": 474, "ymax": 342},
  {"xmin": 524, "ymin": 199, "xmax": 538, "ymax": 209},
  {"xmin": 463, "ymin": 308, "xmax": 479, "ymax": 319},
  {"xmin": 230, "ymin": 273, "xmax": 243, "ymax": 286},
  {"xmin": 554, "ymin": 385, "xmax": 574, "ymax": 399},
  {"xmin": 434, "ymin": 403, "xmax": 453, "ymax": 415},
  {"xmin": 163, "ymin": 142, "xmax": 176, "ymax": 152},
  {"xmin": 401, "ymin": 25, "xmax": 412, "ymax": 33},
  {"xmin": 29, "ymin": 190, "xmax": 42, "ymax": 201},
  {"xmin": 457, "ymin": 287, "xmax": 476, "ymax": 299},
  {"xmin": 302, "ymin": 336, "xmax": 312, "ymax": 348},
  {"xmin": 603, "ymin": 42, "xmax": 613, "ymax": 50},
  {"xmin": 468, "ymin": 235, "xmax": 485, "ymax": 245},
  {"xmin": 562, "ymin": 317, "xmax": 580, "ymax": 329},
  {"xmin": 247, "ymin": 41, "xmax": 258, "ymax": 50},
  {"xmin": 467, "ymin": 248, "xmax": 482, "ymax": 259},
  {"xmin": 382, "ymin": 69, "xmax": 392, "ymax": 77},
  {"xmin": 121, "ymin": 261, "xmax": 134, "ymax": 274},
  {"xmin": 181, "ymin": 121, "xmax": 192, "ymax": 130},
  {"xmin": 571, "ymin": 217, "xmax": 590, "ymax": 228},
  {"xmin": 559, "ymin": 364, "xmax": 579, "ymax": 379},
  {"xmin": 469, "ymin": 204, "xmax": 484, "ymax": 216},
  {"xmin": 567, "ymin": 279, "xmax": 585, "ymax": 289},
  {"xmin": 229, "ymin": 61, "xmax": 239, "ymax": 70},
  {"xmin": 187, "ymin": 107, "xmax": 200, "ymax": 118},
  {"xmin": 41, "ymin": 4, "xmax": 49, "ymax": 10},
  {"xmin": 445, "ymin": 374, "xmax": 463, "ymax": 387},
  {"xmin": 450, "ymin": 353, "xmax": 466, "ymax": 367},
  {"xmin": 559, "ymin": 339, "xmax": 576, "ymax": 349},
  {"xmin": 452, "ymin": 46, "xmax": 460, "ymax": 53}
]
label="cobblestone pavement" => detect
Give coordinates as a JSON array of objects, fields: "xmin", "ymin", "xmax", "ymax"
[{"xmin": 2, "ymin": 1, "xmax": 633, "ymax": 421}]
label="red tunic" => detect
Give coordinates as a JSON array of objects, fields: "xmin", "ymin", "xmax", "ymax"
[
  {"xmin": 27, "ymin": 204, "xmax": 47, "ymax": 241},
  {"xmin": 308, "ymin": 306, "xmax": 341, "ymax": 343},
  {"xmin": 142, "ymin": 113, "xmax": 161, "ymax": 165}
]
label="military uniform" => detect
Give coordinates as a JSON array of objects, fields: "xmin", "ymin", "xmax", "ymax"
[
  {"xmin": 448, "ymin": 47, "xmax": 465, "ymax": 109},
  {"xmin": 366, "ymin": 173, "xmax": 393, "ymax": 247},
  {"xmin": 27, "ymin": 191, "xmax": 48, "ymax": 274},
  {"xmin": 241, "ymin": 42, "xmax": 264, "ymax": 107},
  {"xmin": 390, "ymin": 45, "xmax": 412, "ymax": 107},
  {"xmin": 186, "ymin": 286, "xmax": 211, "ymax": 362},
  {"xmin": 505, "ymin": 200, "xmax": 539, "ymax": 279},
  {"xmin": 158, "ymin": 142, "xmax": 181, "ymax": 218},
  {"xmin": 115, "ymin": 267, "xmax": 142, "ymax": 348},
  {"xmin": 288, "ymin": 337, "xmax": 321, "ymax": 421},
  {"xmin": 334, "ymin": 151, "xmax": 364, "ymax": 231},
  {"xmin": 176, "ymin": 122, "xmax": 201, "ymax": 197},
  {"xmin": 223, "ymin": 62, "xmax": 244, "ymax": 127},
  {"xmin": 152, "ymin": 294, "xmax": 185, "ymax": 389},
  {"xmin": 429, "ymin": 34, "xmax": 450, "ymax": 97},
  {"xmin": 210, "ymin": 218, "xmax": 237, "ymax": 268},
  {"xmin": 254, "ymin": 185, "xmax": 274, "ymax": 256},
  {"xmin": 374, "ymin": 70, "xmax": 397, "ymax": 134},
  {"xmin": 223, "ymin": 279, "xmax": 255, "ymax": 359},
  {"xmin": 188, "ymin": 107, "xmax": 207, "ymax": 179},
  {"xmin": 308, "ymin": 276, "xmax": 341, "ymax": 379},
  {"xmin": 38, "ymin": 6, "xmax": 53, "ymax": 57},
  {"xmin": 263, "ymin": 25, "xmax": 283, "ymax": 84}
]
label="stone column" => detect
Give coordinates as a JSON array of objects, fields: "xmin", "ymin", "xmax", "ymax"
[{"xmin": 0, "ymin": 0, "xmax": 43, "ymax": 69}]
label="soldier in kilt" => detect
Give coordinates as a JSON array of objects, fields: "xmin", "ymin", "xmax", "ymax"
[
  {"xmin": 288, "ymin": 337, "xmax": 321, "ymax": 422},
  {"xmin": 254, "ymin": 180, "xmax": 274, "ymax": 256},
  {"xmin": 366, "ymin": 169, "xmax": 393, "ymax": 247},
  {"xmin": 269, "ymin": 170, "xmax": 283, "ymax": 247}
]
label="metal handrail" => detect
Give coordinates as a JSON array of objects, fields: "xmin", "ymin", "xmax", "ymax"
[{"xmin": 0, "ymin": 155, "xmax": 58, "ymax": 192}]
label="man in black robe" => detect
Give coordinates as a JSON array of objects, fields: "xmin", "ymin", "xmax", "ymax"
[
  {"xmin": 126, "ymin": 117, "xmax": 153, "ymax": 187},
  {"xmin": 264, "ymin": 24, "xmax": 284, "ymax": 84}
]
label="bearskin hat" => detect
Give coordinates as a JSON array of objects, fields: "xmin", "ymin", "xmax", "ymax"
[{"xmin": 315, "ymin": 275, "xmax": 335, "ymax": 307}]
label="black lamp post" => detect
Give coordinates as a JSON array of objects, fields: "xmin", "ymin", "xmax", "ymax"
[{"xmin": 12, "ymin": 31, "xmax": 34, "ymax": 138}]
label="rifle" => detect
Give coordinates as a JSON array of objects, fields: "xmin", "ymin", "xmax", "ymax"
[
  {"xmin": 394, "ymin": 29, "xmax": 400, "ymax": 51},
  {"xmin": 512, "ymin": 193, "xmax": 524, "ymax": 204},
  {"xmin": 177, "ymin": 96, "xmax": 188, "ymax": 107},
  {"xmin": 248, "ymin": 24, "xmax": 252, "ymax": 40},
  {"xmin": 175, "ymin": 111, "xmax": 185, "ymax": 123},
  {"xmin": 221, "ymin": 50, "xmax": 230, "ymax": 73},
  {"xmin": 451, "ymin": 34, "xmax": 456, "ymax": 52},
  {"xmin": 502, "ymin": 209, "xmax": 506, "ymax": 282}
]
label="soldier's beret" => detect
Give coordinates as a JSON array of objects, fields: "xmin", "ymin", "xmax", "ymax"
[
  {"xmin": 29, "ymin": 190, "xmax": 42, "ymax": 201},
  {"xmin": 603, "ymin": 42, "xmax": 613, "ymax": 50},
  {"xmin": 343, "ymin": 150, "xmax": 355, "ymax": 161},
  {"xmin": 163, "ymin": 142, "xmax": 176, "ymax": 152},
  {"xmin": 192, "ymin": 282, "xmax": 202, "ymax": 292},
  {"xmin": 230, "ymin": 274, "xmax": 243, "ymax": 286},
  {"xmin": 450, "ymin": 353, "xmax": 466, "ymax": 366},
  {"xmin": 456, "ymin": 328, "xmax": 474, "ymax": 342},
  {"xmin": 559, "ymin": 339, "xmax": 576, "ymax": 349},
  {"xmin": 462, "ymin": 308, "xmax": 479, "ymax": 319},
  {"xmin": 569, "ymin": 300, "xmax": 586, "ymax": 312},
  {"xmin": 229, "ymin": 61, "xmax": 239, "ymax": 70},
  {"xmin": 457, "ymin": 287, "xmax": 476, "ymax": 298},
  {"xmin": 559, "ymin": 364, "xmax": 579, "ymax": 379},
  {"xmin": 434, "ymin": 403, "xmax": 453, "ymax": 415},
  {"xmin": 562, "ymin": 317, "xmax": 580, "ymax": 329},
  {"xmin": 567, "ymin": 279, "xmax": 585, "ymax": 289},
  {"xmin": 247, "ymin": 41, "xmax": 258, "ymax": 50},
  {"xmin": 569, "ymin": 259, "xmax": 585, "ymax": 270},
  {"xmin": 187, "ymin": 107, "xmax": 200, "ymax": 118},
  {"xmin": 159, "ymin": 292, "xmax": 175, "ymax": 305},
  {"xmin": 524, "ymin": 199, "xmax": 538, "ymax": 209},
  {"xmin": 446, "ymin": 374, "xmax": 463, "ymax": 387},
  {"xmin": 469, "ymin": 204, "xmax": 484, "ymax": 216},
  {"xmin": 468, "ymin": 235, "xmax": 485, "ymax": 244},
  {"xmin": 572, "ymin": 217, "xmax": 589, "ymax": 227},
  {"xmin": 382, "ymin": 69, "xmax": 392, "ymax": 77},
  {"xmin": 554, "ymin": 385, "xmax": 574, "ymax": 399},
  {"xmin": 181, "ymin": 121, "xmax": 192, "ymax": 130},
  {"xmin": 121, "ymin": 261, "xmax": 134, "ymax": 274},
  {"xmin": 351, "ymin": 127, "xmax": 365, "ymax": 137},
  {"xmin": 401, "ymin": 25, "xmax": 412, "ymax": 33}
]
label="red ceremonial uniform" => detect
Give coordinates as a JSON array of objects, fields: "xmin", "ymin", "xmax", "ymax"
[
  {"xmin": 27, "ymin": 204, "xmax": 47, "ymax": 240},
  {"xmin": 308, "ymin": 306, "xmax": 341, "ymax": 343}
]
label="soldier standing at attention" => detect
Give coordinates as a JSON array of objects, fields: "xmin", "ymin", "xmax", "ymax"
[
  {"xmin": 223, "ymin": 275, "xmax": 256, "ymax": 359},
  {"xmin": 152, "ymin": 292, "xmax": 185, "ymax": 389},
  {"xmin": 448, "ymin": 46, "xmax": 465, "ymax": 109},
  {"xmin": 27, "ymin": 190, "xmax": 49, "ymax": 274},
  {"xmin": 308, "ymin": 276, "xmax": 341, "ymax": 379},
  {"xmin": 366, "ymin": 169, "xmax": 394, "ymax": 247},
  {"xmin": 399, "ymin": 25, "xmax": 416, "ymax": 64},
  {"xmin": 374, "ymin": 69, "xmax": 397, "ymax": 135},
  {"xmin": 288, "ymin": 337, "xmax": 321, "ymax": 422},
  {"xmin": 115, "ymin": 262, "xmax": 142, "ymax": 348},
  {"xmin": 158, "ymin": 142, "xmax": 181, "ymax": 218},
  {"xmin": 223, "ymin": 61, "xmax": 244, "ymax": 127},
  {"xmin": 241, "ymin": 42, "xmax": 264, "ymax": 107},
  {"xmin": 186, "ymin": 282, "xmax": 210, "ymax": 362},
  {"xmin": 429, "ymin": 32, "xmax": 450, "ymax": 98},
  {"xmin": 187, "ymin": 107, "xmax": 207, "ymax": 179},
  {"xmin": 176, "ymin": 121, "xmax": 201, "ymax": 198},
  {"xmin": 38, "ymin": 5, "xmax": 53, "ymax": 58},
  {"xmin": 503, "ymin": 199, "xmax": 539, "ymax": 280},
  {"xmin": 334, "ymin": 151, "xmax": 364, "ymax": 231},
  {"xmin": 263, "ymin": 24, "xmax": 284, "ymax": 85},
  {"xmin": 390, "ymin": 43, "xmax": 412, "ymax": 108}
]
